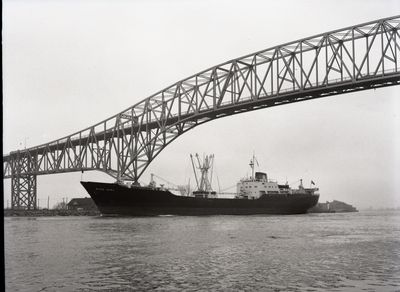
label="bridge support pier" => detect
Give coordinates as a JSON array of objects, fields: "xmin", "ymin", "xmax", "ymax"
[{"xmin": 11, "ymin": 175, "xmax": 37, "ymax": 210}]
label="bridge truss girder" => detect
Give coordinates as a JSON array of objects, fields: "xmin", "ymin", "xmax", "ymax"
[{"xmin": 3, "ymin": 16, "xmax": 400, "ymax": 208}]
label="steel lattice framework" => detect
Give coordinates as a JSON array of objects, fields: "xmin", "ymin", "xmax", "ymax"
[{"xmin": 3, "ymin": 16, "xmax": 400, "ymax": 209}]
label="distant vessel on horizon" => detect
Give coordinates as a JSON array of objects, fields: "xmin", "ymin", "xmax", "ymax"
[
  {"xmin": 81, "ymin": 154, "xmax": 320, "ymax": 216},
  {"xmin": 309, "ymin": 200, "xmax": 358, "ymax": 213}
]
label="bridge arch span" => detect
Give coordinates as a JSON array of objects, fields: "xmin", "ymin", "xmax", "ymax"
[{"xmin": 3, "ymin": 16, "xmax": 400, "ymax": 209}]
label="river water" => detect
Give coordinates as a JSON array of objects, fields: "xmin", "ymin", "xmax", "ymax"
[{"xmin": 5, "ymin": 211, "xmax": 400, "ymax": 291}]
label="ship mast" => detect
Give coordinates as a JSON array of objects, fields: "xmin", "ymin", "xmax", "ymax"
[
  {"xmin": 249, "ymin": 152, "xmax": 258, "ymax": 181},
  {"xmin": 190, "ymin": 153, "xmax": 214, "ymax": 192},
  {"xmin": 190, "ymin": 154, "xmax": 199, "ymax": 189}
]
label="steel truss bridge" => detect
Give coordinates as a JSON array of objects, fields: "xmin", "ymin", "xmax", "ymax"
[{"xmin": 3, "ymin": 16, "xmax": 400, "ymax": 209}]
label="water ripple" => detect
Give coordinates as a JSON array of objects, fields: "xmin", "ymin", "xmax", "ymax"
[{"xmin": 5, "ymin": 211, "xmax": 400, "ymax": 291}]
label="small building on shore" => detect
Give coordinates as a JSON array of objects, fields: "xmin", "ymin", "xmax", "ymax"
[{"xmin": 67, "ymin": 198, "xmax": 97, "ymax": 211}]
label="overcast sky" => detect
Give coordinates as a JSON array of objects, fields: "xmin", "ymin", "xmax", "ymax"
[{"xmin": 3, "ymin": 0, "xmax": 400, "ymax": 209}]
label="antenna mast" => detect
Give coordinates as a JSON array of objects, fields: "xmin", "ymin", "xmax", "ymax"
[{"xmin": 249, "ymin": 153, "xmax": 255, "ymax": 180}]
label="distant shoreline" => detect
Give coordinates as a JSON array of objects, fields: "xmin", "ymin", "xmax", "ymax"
[
  {"xmin": 4, "ymin": 208, "xmax": 398, "ymax": 217},
  {"xmin": 4, "ymin": 209, "xmax": 100, "ymax": 217}
]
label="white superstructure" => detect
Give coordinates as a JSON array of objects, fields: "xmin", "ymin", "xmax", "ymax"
[
  {"xmin": 236, "ymin": 172, "xmax": 284, "ymax": 199},
  {"xmin": 235, "ymin": 155, "xmax": 319, "ymax": 199}
]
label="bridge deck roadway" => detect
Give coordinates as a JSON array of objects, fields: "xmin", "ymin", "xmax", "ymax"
[{"xmin": 4, "ymin": 71, "xmax": 399, "ymax": 159}]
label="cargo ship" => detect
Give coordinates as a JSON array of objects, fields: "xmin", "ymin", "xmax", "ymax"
[{"xmin": 81, "ymin": 154, "xmax": 319, "ymax": 216}]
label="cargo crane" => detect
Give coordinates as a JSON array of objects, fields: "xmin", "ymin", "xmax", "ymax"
[
  {"xmin": 149, "ymin": 173, "xmax": 191, "ymax": 196},
  {"xmin": 190, "ymin": 154, "xmax": 217, "ymax": 198}
]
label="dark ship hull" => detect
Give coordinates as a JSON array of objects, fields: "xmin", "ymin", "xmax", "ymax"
[{"xmin": 81, "ymin": 181, "xmax": 319, "ymax": 216}]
